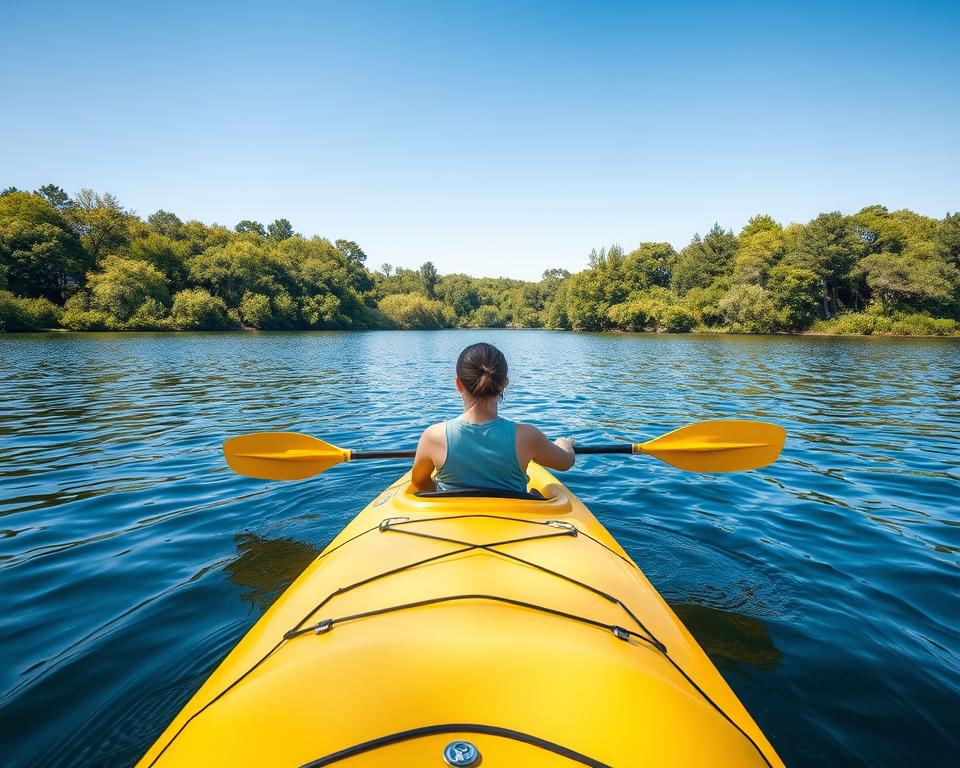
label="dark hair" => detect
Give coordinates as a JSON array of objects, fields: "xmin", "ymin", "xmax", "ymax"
[{"xmin": 456, "ymin": 343, "xmax": 508, "ymax": 399}]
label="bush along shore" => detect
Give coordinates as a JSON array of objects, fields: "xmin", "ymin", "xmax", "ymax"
[{"xmin": 1, "ymin": 185, "xmax": 958, "ymax": 335}]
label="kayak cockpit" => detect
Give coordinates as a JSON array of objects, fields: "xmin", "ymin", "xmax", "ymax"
[
  {"xmin": 414, "ymin": 487, "xmax": 548, "ymax": 500},
  {"xmin": 381, "ymin": 462, "xmax": 575, "ymax": 517}
]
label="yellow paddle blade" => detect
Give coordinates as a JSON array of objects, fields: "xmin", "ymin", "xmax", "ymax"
[
  {"xmin": 635, "ymin": 420, "xmax": 785, "ymax": 473},
  {"xmin": 223, "ymin": 432, "xmax": 351, "ymax": 481}
]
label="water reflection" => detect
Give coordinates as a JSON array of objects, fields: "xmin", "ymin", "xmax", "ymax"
[
  {"xmin": 226, "ymin": 533, "xmax": 321, "ymax": 610},
  {"xmin": 0, "ymin": 330, "xmax": 957, "ymax": 767},
  {"xmin": 672, "ymin": 603, "xmax": 782, "ymax": 671}
]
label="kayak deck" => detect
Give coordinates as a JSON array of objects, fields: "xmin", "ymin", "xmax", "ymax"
[{"xmin": 138, "ymin": 464, "xmax": 783, "ymax": 767}]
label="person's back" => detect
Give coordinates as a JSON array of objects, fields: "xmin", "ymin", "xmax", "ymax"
[
  {"xmin": 434, "ymin": 415, "xmax": 529, "ymax": 492},
  {"xmin": 412, "ymin": 342, "xmax": 575, "ymax": 492}
]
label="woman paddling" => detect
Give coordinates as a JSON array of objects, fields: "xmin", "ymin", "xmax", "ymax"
[{"xmin": 412, "ymin": 342, "xmax": 576, "ymax": 492}]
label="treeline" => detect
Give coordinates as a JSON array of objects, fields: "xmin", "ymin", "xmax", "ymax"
[{"xmin": 1, "ymin": 184, "xmax": 958, "ymax": 335}]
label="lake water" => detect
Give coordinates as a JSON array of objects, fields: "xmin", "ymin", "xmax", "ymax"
[{"xmin": 0, "ymin": 330, "xmax": 957, "ymax": 766}]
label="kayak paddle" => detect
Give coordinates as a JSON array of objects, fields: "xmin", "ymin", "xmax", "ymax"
[{"xmin": 223, "ymin": 419, "xmax": 785, "ymax": 481}]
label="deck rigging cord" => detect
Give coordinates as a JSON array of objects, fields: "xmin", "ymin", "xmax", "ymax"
[
  {"xmin": 146, "ymin": 513, "xmax": 773, "ymax": 768},
  {"xmin": 298, "ymin": 723, "xmax": 613, "ymax": 768}
]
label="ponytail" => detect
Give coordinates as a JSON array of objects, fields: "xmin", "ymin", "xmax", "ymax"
[{"xmin": 456, "ymin": 343, "xmax": 508, "ymax": 399}]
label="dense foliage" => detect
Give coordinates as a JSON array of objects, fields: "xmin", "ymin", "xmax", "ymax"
[{"xmin": 1, "ymin": 186, "xmax": 958, "ymax": 334}]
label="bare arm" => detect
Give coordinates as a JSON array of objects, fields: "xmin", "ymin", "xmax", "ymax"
[
  {"xmin": 412, "ymin": 422, "xmax": 446, "ymax": 491},
  {"xmin": 517, "ymin": 424, "xmax": 576, "ymax": 471}
]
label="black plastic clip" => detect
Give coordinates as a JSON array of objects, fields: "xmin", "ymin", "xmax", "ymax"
[
  {"xmin": 314, "ymin": 619, "xmax": 333, "ymax": 635},
  {"xmin": 612, "ymin": 625, "xmax": 630, "ymax": 641}
]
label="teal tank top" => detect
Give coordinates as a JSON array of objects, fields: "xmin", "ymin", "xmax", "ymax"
[{"xmin": 434, "ymin": 416, "xmax": 529, "ymax": 493}]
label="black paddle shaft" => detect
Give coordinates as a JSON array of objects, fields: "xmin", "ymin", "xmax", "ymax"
[
  {"xmin": 350, "ymin": 444, "xmax": 633, "ymax": 461},
  {"xmin": 572, "ymin": 443, "xmax": 633, "ymax": 455},
  {"xmin": 351, "ymin": 449, "xmax": 416, "ymax": 460}
]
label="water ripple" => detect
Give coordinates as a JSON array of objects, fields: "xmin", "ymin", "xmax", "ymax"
[{"xmin": 0, "ymin": 330, "xmax": 958, "ymax": 766}]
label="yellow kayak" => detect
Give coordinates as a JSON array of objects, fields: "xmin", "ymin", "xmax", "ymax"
[{"xmin": 138, "ymin": 464, "xmax": 784, "ymax": 767}]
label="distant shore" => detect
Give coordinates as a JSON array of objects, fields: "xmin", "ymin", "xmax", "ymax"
[
  {"xmin": 2, "ymin": 189, "xmax": 958, "ymax": 337},
  {"xmin": 8, "ymin": 325, "xmax": 958, "ymax": 339}
]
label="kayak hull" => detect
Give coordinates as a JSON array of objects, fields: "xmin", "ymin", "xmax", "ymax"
[{"xmin": 138, "ymin": 465, "xmax": 783, "ymax": 767}]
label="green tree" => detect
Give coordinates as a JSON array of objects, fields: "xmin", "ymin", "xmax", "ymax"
[
  {"xmin": 181, "ymin": 220, "xmax": 230, "ymax": 254},
  {"xmin": 738, "ymin": 214, "xmax": 781, "ymax": 240},
  {"xmin": 719, "ymin": 284, "xmax": 776, "ymax": 333},
  {"xmin": 60, "ymin": 293, "xmax": 115, "ymax": 330},
  {"xmin": 587, "ymin": 246, "xmax": 607, "ymax": 268},
  {"xmin": 733, "ymin": 228, "xmax": 784, "ymax": 285},
  {"xmin": 531, "ymin": 269, "xmax": 570, "ymax": 327},
  {"xmin": 607, "ymin": 287, "xmax": 693, "ymax": 332},
  {"xmin": 271, "ymin": 292, "xmax": 299, "ymax": 328},
  {"xmin": 235, "ymin": 220, "xmax": 266, "ymax": 236},
  {"xmin": 302, "ymin": 293, "xmax": 347, "ymax": 327},
  {"xmin": 768, "ymin": 264, "xmax": 821, "ymax": 330},
  {"xmin": 419, "ymin": 261, "xmax": 439, "ymax": 298},
  {"xmin": 239, "ymin": 292, "xmax": 273, "ymax": 328},
  {"xmin": 373, "ymin": 266, "xmax": 422, "ymax": 297},
  {"xmin": 888, "ymin": 209, "xmax": 938, "ymax": 245},
  {"xmin": 541, "ymin": 268, "xmax": 571, "ymax": 285},
  {"xmin": 86, "ymin": 256, "xmax": 170, "ymax": 323},
  {"xmin": 936, "ymin": 212, "xmax": 960, "ymax": 266},
  {"xmin": 850, "ymin": 205, "xmax": 905, "ymax": 254},
  {"xmin": 658, "ymin": 304, "xmax": 696, "ymax": 332},
  {"xmin": 70, "ymin": 189, "xmax": 131, "ymax": 262},
  {"xmin": 335, "ymin": 239, "xmax": 373, "ymax": 292},
  {"xmin": 335, "ymin": 239, "xmax": 367, "ymax": 265},
  {"xmin": 787, "ymin": 211, "xmax": 860, "ymax": 316},
  {"xmin": 682, "ymin": 281, "xmax": 728, "ymax": 327},
  {"xmin": 0, "ymin": 291, "xmax": 61, "ymax": 331},
  {"xmin": 147, "ymin": 210, "xmax": 185, "ymax": 239},
  {"xmin": 168, "ymin": 288, "xmax": 234, "ymax": 330},
  {"xmin": 564, "ymin": 269, "xmax": 609, "ymax": 331},
  {"xmin": 276, "ymin": 236, "xmax": 363, "ymax": 328},
  {"xmin": 378, "ymin": 293, "xmax": 448, "ymax": 329},
  {"xmin": 0, "ymin": 192, "xmax": 89, "ymax": 302},
  {"xmin": 607, "ymin": 299, "xmax": 656, "ymax": 331},
  {"xmin": 267, "ymin": 218, "xmax": 294, "ymax": 241},
  {"xmin": 501, "ymin": 284, "xmax": 545, "ymax": 327},
  {"xmin": 544, "ymin": 280, "xmax": 571, "ymax": 329},
  {"xmin": 471, "ymin": 304, "xmax": 504, "ymax": 327},
  {"xmin": 437, "ymin": 274, "xmax": 481, "ymax": 318},
  {"xmin": 622, "ymin": 242, "xmax": 674, "ymax": 290},
  {"xmin": 127, "ymin": 233, "xmax": 192, "ymax": 291},
  {"xmin": 188, "ymin": 238, "xmax": 282, "ymax": 307},
  {"xmin": 581, "ymin": 244, "xmax": 629, "ymax": 305},
  {"xmin": 856, "ymin": 250, "xmax": 958, "ymax": 311},
  {"xmin": 781, "ymin": 222, "xmax": 805, "ymax": 254},
  {"xmin": 671, "ymin": 224, "xmax": 738, "ymax": 295},
  {"xmin": 35, "ymin": 184, "xmax": 72, "ymax": 211},
  {"xmin": 125, "ymin": 298, "xmax": 166, "ymax": 329}
]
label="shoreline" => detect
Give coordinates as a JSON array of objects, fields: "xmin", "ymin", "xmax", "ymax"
[{"xmin": 5, "ymin": 326, "xmax": 958, "ymax": 339}]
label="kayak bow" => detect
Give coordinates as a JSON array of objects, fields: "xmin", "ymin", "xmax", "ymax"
[{"xmin": 138, "ymin": 464, "xmax": 784, "ymax": 767}]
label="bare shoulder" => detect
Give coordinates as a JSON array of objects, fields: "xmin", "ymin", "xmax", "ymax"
[
  {"xmin": 419, "ymin": 421, "xmax": 446, "ymax": 448},
  {"xmin": 516, "ymin": 422, "xmax": 548, "ymax": 445}
]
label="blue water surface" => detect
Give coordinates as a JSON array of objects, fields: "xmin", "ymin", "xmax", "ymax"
[{"xmin": 0, "ymin": 330, "xmax": 957, "ymax": 766}]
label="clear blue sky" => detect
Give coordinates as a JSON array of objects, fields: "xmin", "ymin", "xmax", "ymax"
[{"xmin": 2, "ymin": 0, "xmax": 957, "ymax": 279}]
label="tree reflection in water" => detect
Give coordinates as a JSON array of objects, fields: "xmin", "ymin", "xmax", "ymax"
[
  {"xmin": 672, "ymin": 604, "xmax": 782, "ymax": 671},
  {"xmin": 226, "ymin": 533, "xmax": 322, "ymax": 611}
]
